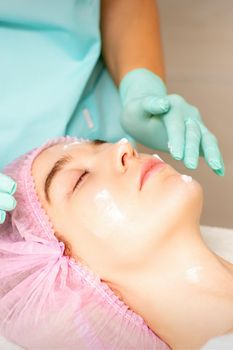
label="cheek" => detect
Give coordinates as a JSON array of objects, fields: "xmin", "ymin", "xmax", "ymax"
[
  {"xmin": 90, "ymin": 189, "xmax": 128, "ymax": 237},
  {"xmin": 68, "ymin": 186, "xmax": 152, "ymax": 275},
  {"xmin": 75, "ymin": 187, "xmax": 131, "ymax": 239}
]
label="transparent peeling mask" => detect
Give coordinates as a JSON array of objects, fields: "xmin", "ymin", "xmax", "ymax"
[{"xmin": 91, "ymin": 189, "xmax": 126, "ymax": 239}]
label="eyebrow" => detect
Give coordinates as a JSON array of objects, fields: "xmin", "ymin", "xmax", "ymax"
[{"xmin": 44, "ymin": 139, "xmax": 107, "ymax": 203}]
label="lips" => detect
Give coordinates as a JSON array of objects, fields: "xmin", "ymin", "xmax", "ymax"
[{"xmin": 140, "ymin": 158, "xmax": 166, "ymax": 190}]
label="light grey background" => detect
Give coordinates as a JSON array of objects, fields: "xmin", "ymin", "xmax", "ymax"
[{"xmin": 139, "ymin": 0, "xmax": 233, "ymax": 229}]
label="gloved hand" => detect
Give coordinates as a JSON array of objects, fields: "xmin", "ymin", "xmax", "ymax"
[
  {"xmin": 119, "ymin": 68, "xmax": 225, "ymax": 176},
  {"xmin": 0, "ymin": 173, "xmax": 17, "ymax": 224}
]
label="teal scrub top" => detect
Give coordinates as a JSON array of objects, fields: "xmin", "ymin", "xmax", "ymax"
[{"xmin": 0, "ymin": 0, "xmax": 135, "ymax": 170}]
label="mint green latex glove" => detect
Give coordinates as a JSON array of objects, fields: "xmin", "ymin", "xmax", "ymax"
[
  {"xmin": 119, "ymin": 68, "xmax": 225, "ymax": 176},
  {"xmin": 0, "ymin": 173, "xmax": 17, "ymax": 223}
]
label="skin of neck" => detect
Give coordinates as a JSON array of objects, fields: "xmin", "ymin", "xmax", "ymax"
[{"xmin": 109, "ymin": 223, "xmax": 233, "ymax": 350}]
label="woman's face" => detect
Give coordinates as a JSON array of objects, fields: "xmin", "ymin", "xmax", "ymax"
[{"xmin": 32, "ymin": 139, "xmax": 203, "ymax": 283}]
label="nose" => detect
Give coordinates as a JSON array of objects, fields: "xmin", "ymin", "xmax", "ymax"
[{"xmin": 115, "ymin": 138, "xmax": 139, "ymax": 173}]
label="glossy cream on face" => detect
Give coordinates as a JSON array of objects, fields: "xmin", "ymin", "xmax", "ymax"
[
  {"xmin": 62, "ymin": 139, "xmax": 90, "ymax": 151},
  {"xmin": 117, "ymin": 137, "xmax": 129, "ymax": 145},
  {"xmin": 181, "ymin": 174, "xmax": 193, "ymax": 183},
  {"xmin": 185, "ymin": 265, "xmax": 203, "ymax": 284},
  {"xmin": 92, "ymin": 189, "xmax": 126, "ymax": 238},
  {"xmin": 152, "ymin": 154, "xmax": 164, "ymax": 162}
]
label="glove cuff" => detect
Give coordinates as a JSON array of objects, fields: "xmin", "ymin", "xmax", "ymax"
[{"xmin": 119, "ymin": 68, "xmax": 167, "ymax": 105}]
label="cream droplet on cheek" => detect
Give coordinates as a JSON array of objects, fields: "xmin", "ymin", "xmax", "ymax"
[
  {"xmin": 181, "ymin": 174, "xmax": 193, "ymax": 183},
  {"xmin": 93, "ymin": 189, "xmax": 126, "ymax": 238}
]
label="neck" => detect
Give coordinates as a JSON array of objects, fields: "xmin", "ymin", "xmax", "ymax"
[{"xmin": 116, "ymin": 224, "xmax": 233, "ymax": 349}]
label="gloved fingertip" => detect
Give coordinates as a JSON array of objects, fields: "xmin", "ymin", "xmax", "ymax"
[
  {"xmin": 171, "ymin": 148, "xmax": 183, "ymax": 160},
  {"xmin": 185, "ymin": 162, "xmax": 197, "ymax": 170},
  {"xmin": 184, "ymin": 155, "xmax": 199, "ymax": 169},
  {"xmin": 9, "ymin": 182, "xmax": 17, "ymax": 195},
  {"xmin": 172, "ymin": 154, "xmax": 182, "ymax": 160},
  {"xmin": 158, "ymin": 98, "xmax": 170, "ymax": 112},
  {"xmin": 214, "ymin": 167, "xmax": 225, "ymax": 177},
  {"xmin": 0, "ymin": 173, "xmax": 17, "ymax": 194},
  {"xmin": 143, "ymin": 96, "xmax": 170, "ymax": 115},
  {"xmin": 11, "ymin": 197, "xmax": 17, "ymax": 210},
  {"xmin": 0, "ymin": 196, "xmax": 17, "ymax": 211},
  {"xmin": 0, "ymin": 210, "xmax": 6, "ymax": 224},
  {"xmin": 209, "ymin": 160, "xmax": 222, "ymax": 170}
]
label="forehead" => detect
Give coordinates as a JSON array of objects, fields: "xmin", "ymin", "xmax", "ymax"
[
  {"xmin": 33, "ymin": 140, "xmax": 90, "ymax": 171},
  {"xmin": 33, "ymin": 142, "xmax": 67, "ymax": 172}
]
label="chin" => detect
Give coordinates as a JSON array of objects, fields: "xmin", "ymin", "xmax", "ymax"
[{"xmin": 162, "ymin": 173, "xmax": 204, "ymax": 227}]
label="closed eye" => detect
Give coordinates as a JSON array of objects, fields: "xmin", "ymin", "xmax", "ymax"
[
  {"xmin": 73, "ymin": 170, "xmax": 88, "ymax": 191},
  {"xmin": 72, "ymin": 141, "xmax": 108, "ymax": 192}
]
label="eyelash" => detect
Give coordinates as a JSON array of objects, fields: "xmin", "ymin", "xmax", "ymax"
[{"xmin": 73, "ymin": 170, "xmax": 88, "ymax": 191}]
